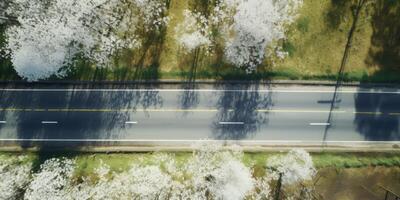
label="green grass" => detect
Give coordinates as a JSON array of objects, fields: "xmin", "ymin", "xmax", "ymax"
[
  {"xmin": 0, "ymin": 152, "xmax": 37, "ymax": 165},
  {"xmin": 0, "ymin": 64, "xmax": 392, "ymax": 83},
  {"xmin": 296, "ymin": 17, "xmax": 310, "ymax": 33},
  {"xmin": 312, "ymin": 152, "xmax": 400, "ymax": 168}
]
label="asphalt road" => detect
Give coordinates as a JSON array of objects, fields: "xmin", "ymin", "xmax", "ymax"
[{"xmin": 0, "ymin": 84, "xmax": 399, "ymax": 143}]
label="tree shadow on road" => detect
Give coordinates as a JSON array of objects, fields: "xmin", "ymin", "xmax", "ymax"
[
  {"xmin": 177, "ymin": 47, "xmax": 206, "ymax": 113},
  {"xmin": 0, "ymin": 84, "xmax": 163, "ymax": 149},
  {"xmin": 350, "ymin": 0, "xmax": 400, "ymax": 141},
  {"xmin": 211, "ymin": 81, "xmax": 273, "ymax": 140},
  {"xmin": 353, "ymin": 85, "xmax": 400, "ymax": 141}
]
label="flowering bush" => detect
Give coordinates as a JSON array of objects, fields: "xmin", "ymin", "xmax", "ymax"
[
  {"xmin": 0, "ymin": 155, "xmax": 31, "ymax": 200},
  {"xmin": 266, "ymin": 149, "xmax": 316, "ymax": 185},
  {"xmin": 224, "ymin": 0, "xmax": 303, "ymax": 72},
  {"xmin": 182, "ymin": 142, "xmax": 254, "ymax": 200}
]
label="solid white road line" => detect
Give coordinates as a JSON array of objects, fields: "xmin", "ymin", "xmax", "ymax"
[
  {"xmin": 0, "ymin": 138, "xmax": 398, "ymax": 144},
  {"xmin": 41, "ymin": 121, "xmax": 58, "ymax": 124},
  {"xmin": 219, "ymin": 122, "xmax": 245, "ymax": 125},
  {"xmin": 125, "ymin": 121, "xmax": 138, "ymax": 124},
  {"xmin": 310, "ymin": 123, "xmax": 330, "ymax": 126},
  {"xmin": 0, "ymin": 121, "xmax": 6, "ymax": 124},
  {"xmin": 1, "ymin": 88, "xmax": 400, "ymax": 94}
]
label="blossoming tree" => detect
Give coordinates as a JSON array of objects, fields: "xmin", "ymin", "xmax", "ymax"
[
  {"xmin": 25, "ymin": 158, "xmax": 75, "ymax": 200},
  {"xmin": 175, "ymin": 0, "xmax": 303, "ymax": 72},
  {"xmin": 266, "ymin": 149, "xmax": 317, "ymax": 199},
  {"xmin": 3, "ymin": 0, "xmax": 169, "ymax": 81}
]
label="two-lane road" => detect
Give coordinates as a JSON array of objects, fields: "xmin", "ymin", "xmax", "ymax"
[{"xmin": 0, "ymin": 84, "xmax": 399, "ymax": 143}]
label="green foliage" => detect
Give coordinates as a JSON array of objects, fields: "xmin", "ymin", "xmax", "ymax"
[
  {"xmin": 282, "ymin": 41, "xmax": 296, "ymax": 57},
  {"xmin": 387, "ymin": 0, "xmax": 398, "ymax": 6},
  {"xmin": 0, "ymin": 24, "xmax": 19, "ymax": 81},
  {"xmin": 297, "ymin": 17, "xmax": 310, "ymax": 33}
]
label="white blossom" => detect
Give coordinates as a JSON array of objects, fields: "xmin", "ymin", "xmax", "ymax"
[
  {"xmin": 73, "ymin": 162, "xmax": 177, "ymax": 200},
  {"xmin": 25, "ymin": 158, "xmax": 75, "ymax": 200},
  {"xmin": 174, "ymin": 0, "xmax": 302, "ymax": 71},
  {"xmin": 0, "ymin": 155, "xmax": 31, "ymax": 200},
  {"xmin": 224, "ymin": 0, "xmax": 303, "ymax": 72},
  {"xmin": 175, "ymin": 10, "xmax": 211, "ymax": 52},
  {"xmin": 250, "ymin": 176, "xmax": 272, "ymax": 200},
  {"xmin": 115, "ymin": 165, "xmax": 174, "ymax": 199},
  {"xmin": 175, "ymin": 0, "xmax": 234, "ymax": 53},
  {"xmin": 71, "ymin": 143, "xmax": 255, "ymax": 200},
  {"xmin": 266, "ymin": 149, "xmax": 316, "ymax": 186},
  {"xmin": 134, "ymin": 0, "xmax": 169, "ymax": 31},
  {"xmin": 3, "ymin": 147, "xmax": 317, "ymax": 199},
  {"xmin": 275, "ymin": 47, "xmax": 289, "ymax": 59},
  {"xmin": 4, "ymin": 0, "xmax": 168, "ymax": 81},
  {"xmin": 183, "ymin": 142, "xmax": 254, "ymax": 200}
]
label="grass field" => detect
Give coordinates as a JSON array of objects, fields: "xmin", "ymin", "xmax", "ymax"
[{"xmin": 0, "ymin": 0, "xmax": 399, "ymax": 82}]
